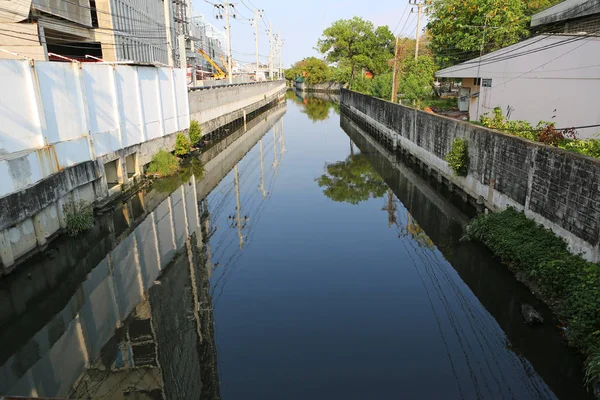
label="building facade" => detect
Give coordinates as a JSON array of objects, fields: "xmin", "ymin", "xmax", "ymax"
[{"xmin": 436, "ymin": 0, "xmax": 600, "ymax": 138}]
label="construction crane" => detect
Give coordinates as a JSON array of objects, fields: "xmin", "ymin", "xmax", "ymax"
[
  {"xmin": 197, "ymin": 49, "xmax": 226, "ymax": 80},
  {"xmin": 219, "ymin": 55, "xmax": 230, "ymax": 75}
]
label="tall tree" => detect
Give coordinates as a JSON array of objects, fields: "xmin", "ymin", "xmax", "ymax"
[
  {"xmin": 427, "ymin": 0, "xmax": 531, "ymax": 67},
  {"xmin": 317, "ymin": 17, "xmax": 395, "ymax": 86}
]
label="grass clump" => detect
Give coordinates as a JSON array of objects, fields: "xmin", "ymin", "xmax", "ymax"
[
  {"xmin": 174, "ymin": 132, "xmax": 191, "ymax": 157},
  {"xmin": 63, "ymin": 199, "xmax": 94, "ymax": 236},
  {"xmin": 466, "ymin": 207, "xmax": 600, "ymax": 385},
  {"xmin": 189, "ymin": 120, "xmax": 202, "ymax": 145},
  {"xmin": 445, "ymin": 138, "xmax": 469, "ymax": 177},
  {"xmin": 147, "ymin": 150, "xmax": 180, "ymax": 177}
]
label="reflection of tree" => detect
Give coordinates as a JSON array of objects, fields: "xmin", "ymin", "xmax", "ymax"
[
  {"xmin": 404, "ymin": 212, "xmax": 434, "ymax": 249},
  {"xmin": 316, "ymin": 153, "xmax": 387, "ymax": 204},
  {"xmin": 302, "ymin": 97, "xmax": 332, "ymax": 122}
]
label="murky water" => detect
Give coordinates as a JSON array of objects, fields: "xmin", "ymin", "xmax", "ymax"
[{"xmin": 0, "ymin": 92, "xmax": 590, "ymax": 399}]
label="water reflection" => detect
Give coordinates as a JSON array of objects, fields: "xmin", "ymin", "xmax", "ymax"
[
  {"xmin": 286, "ymin": 90, "xmax": 339, "ymax": 122},
  {"xmin": 340, "ymin": 111, "xmax": 590, "ymax": 400},
  {"xmin": 315, "ymin": 152, "xmax": 387, "ymax": 204},
  {"xmin": 0, "ymin": 103, "xmax": 286, "ymax": 399}
]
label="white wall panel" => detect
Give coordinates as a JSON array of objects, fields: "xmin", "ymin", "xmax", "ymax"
[
  {"xmin": 36, "ymin": 62, "xmax": 87, "ymax": 144},
  {"xmin": 53, "ymin": 136, "xmax": 92, "ymax": 168},
  {"xmin": 137, "ymin": 67, "xmax": 163, "ymax": 140},
  {"xmin": 173, "ymin": 69, "xmax": 190, "ymax": 130},
  {"xmin": 82, "ymin": 64, "xmax": 120, "ymax": 138},
  {"xmin": 0, "ymin": 60, "xmax": 44, "ymax": 154},
  {"xmin": 114, "ymin": 66, "xmax": 144, "ymax": 147},
  {"xmin": 158, "ymin": 68, "xmax": 178, "ymax": 134}
]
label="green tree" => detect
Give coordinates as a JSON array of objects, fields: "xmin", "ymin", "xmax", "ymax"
[
  {"xmin": 317, "ymin": 17, "xmax": 394, "ymax": 86},
  {"xmin": 370, "ymin": 72, "xmax": 393, "ymax": 100},
  {"xmin": 285, "ymin": 57, "xmax": 330, "ymax": 84},
  {"xmin": 427, "ymin": 0, "xmax": 531, "ymax": 67},
  {"xmin": 399, "ymin": 55, "xmax": 437, "ymax": 105},
  {"xmin": 316, "ymin": 153, "xmax": 388, "ymax": 204}
]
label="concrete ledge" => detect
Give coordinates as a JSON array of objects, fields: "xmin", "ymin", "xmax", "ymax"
[{"xmin": 340, "ymin": 89, "xmax": 600, "ymax": 262}]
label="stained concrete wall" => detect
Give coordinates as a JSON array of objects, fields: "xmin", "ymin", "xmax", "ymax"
[
  {"xmin": 294, "ymin": 81, "xmax": 344, "ymax": 93},
  {"xmin": 188, "ymin": 80, "xmax": 286, "ymax": 136},
  {"xmin": 341, "ymin": 89, "xmax": 600, "ymax": 262}
]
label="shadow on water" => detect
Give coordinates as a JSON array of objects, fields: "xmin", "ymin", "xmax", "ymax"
[
  {"xmin": 340, "ymin": 112, "xmax": 591, "ymax": 400},
  {"xmin": 0, "ymin": 102, "xmax": 286, "ymax": 399}
]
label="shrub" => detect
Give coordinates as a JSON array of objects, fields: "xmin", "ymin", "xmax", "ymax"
[
  {"xmin": 585, "ymin": 345, "xmax": 600, "ymax": 388},
  {"xmin": 147, "ymin": 150, "xmax": 180, "ymax": 177},
  {"xmin": 189, "ymin": 120, "xmax": 202, "ymax": 145},
  {"xmin": 445, "ymin": 138, "xmax": 469, "ymax": 176},
  {"xmin": 174, "ymin": 133, "xmax": 191, "ymax": 156},
  {"xmin": 63, "ymin": 199, "xmax": 94, "ymax": 236},
  {"xmin": 466, "ymin": 207, "xmax": 600, "ymax": 384}
]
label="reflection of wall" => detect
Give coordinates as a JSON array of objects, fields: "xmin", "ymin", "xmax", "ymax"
[
  {"xmin": 0, "ymin": 178, "xmax": 201, "ymax": 398},
  {"xmin": 342, "ymin": 114, "xmax": 590, "ymax": 400},
  {"xmin": 341, "ymin": 89, "xmax": 600, "ymax": 263},
  {"xmin": 0, "ymin": 99, "xmax": 281, "ymax": 398}
]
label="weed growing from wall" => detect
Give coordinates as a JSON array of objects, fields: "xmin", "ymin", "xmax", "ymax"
[
  {"xmin": 445, "ymin": 138, "xmax": 469, "ymax": 176},
  {"xmin": 63, "ymin": 199, "xmax": 94, "ymax": 236},
  {"xmin": 174, "ymin": 133, "xmax": 191, "ymax": 156},
  {"xmin": 147, "ymin": 150, "xmax": 180, "ymax": 177},
  {"xmin": 189, "ymin": 120, "xmax": 202, "ymax": 145}
]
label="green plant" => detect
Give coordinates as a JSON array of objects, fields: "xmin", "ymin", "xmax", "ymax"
[
  {"xmin": 466, "ymin": 207, "xmax": 600, "ymax": 385},
  {"xmin": 147, "ymin": 150, "xmax": 180, "ymax": 177},
  {"xmin": 585, "ymin": 345, "xmax": 600, "ymax": 388},
  {"xmin": 445, "ymin": 138, "xmax": 469, "ymax": 176},
  {"xmin": 174, "ymin": 132, "xmax": 191, "ymax": 156},
  {"xmin": 189, "ymin": 120, "xmax": 202, "ymax": 145},
  {"xmin": 63, "ymin": 199, "xmax": 94, "ymax": 236}
]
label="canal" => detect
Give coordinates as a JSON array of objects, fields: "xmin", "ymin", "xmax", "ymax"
[{"xmin": 0, "ymin": 92, "xmax": 590, "ymax": 399}]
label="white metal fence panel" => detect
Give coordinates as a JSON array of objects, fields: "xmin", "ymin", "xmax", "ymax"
[
  {"xmin": 82, "ymin": 64, "xmax": 121, "ymax": 157},
  {"xmin": 138, "ymin": 67, "xmax": 164, "ymax": 141},
  {"xmin": 36, "ymin": 62, "xmax": 87, "ymax": 144},
  {"xmin": 0, "ymin": 60, "xmax": 44, "ymax": 155},
  {"xmin": 158, "ymin": 68, "xmax": 178, "ymax": 134},
  {"xmin": 114, "ymin": 66, "xmax": 145, "ymax": 148},
  {"xmin": 174, "ymin": 68, "xmax": 190, "ymax": 130}
]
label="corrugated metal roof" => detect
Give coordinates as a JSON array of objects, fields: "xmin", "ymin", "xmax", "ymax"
[
  {"xmin": 0, "ymin": 0, "xmax": 32, "ymax": 23},
  {"xmin": 531, "ymin": 0, "xmax": 600, "ymax": 27},
  {"xmin": 435, "ymin": 34, "xmax": 600, "ymax": 79}
]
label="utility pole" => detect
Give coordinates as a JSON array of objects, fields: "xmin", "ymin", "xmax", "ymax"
[
  {"xmin": 230, "ymin": 165, "xmax": 248, "ymax": 249},
  {"xmin": 272, "ymin": 125, "xmax": 279, "ymax": 170},
  {"xmin": 259, "ymin": 139, "xmax": 268, "ymax": 199},
  {"xmin": 224, "ymin": 2, "xmax": 233, "ymax": 84},
  {"xmin": 382, "ymin": 189, "xmax": 397, "ymax": 228},
  {"xmin": 269, "ymin": 21, "xmax": 273, "ymax": 80},
  {"xmin": 414, "ymin": 3, "xmax": 423, "ymax": 60},
  {"xmin": 391, "ymin": 36, "xmax": 400, "ymax": 103},
  {"xmin": 254, "ymin": 8, "xmax": 260, "ymax": 80},
  {"xmin": 278, "ymin": 31, "xmax": 283, "ymax": 80},
  {"xmin": 475, "ymin": 15, "xmax": 489, "ymax": 121}
]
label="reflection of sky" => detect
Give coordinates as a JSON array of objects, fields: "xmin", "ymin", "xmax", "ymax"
[
  {"xmin": 0, "ymin": 103, "xmax": 287, "ymax": 399},
  {"xmin": 207, "ymin": 99, "xmax": 561, "ymax": 400}
]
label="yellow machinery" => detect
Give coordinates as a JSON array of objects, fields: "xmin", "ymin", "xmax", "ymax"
[
  {"xmin": 219, "ymin": 55, "xmax": 230, "ymax": 74},
  {"xmin": 197, "ymin": 49, "xmax": 226, "ymax": 79}
]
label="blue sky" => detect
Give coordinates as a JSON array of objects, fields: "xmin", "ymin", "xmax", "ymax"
[{"xmin": 192, "ymin": 0, "xmax": 421, "ymax": 68}]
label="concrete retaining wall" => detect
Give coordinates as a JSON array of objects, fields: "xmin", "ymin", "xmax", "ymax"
[
  {"xmin": 341, "ymin": 89, "xmax": 600, "ymax": 262},
  {"xmin": 294, "ymin": 81, "xmax": 344, "ymax": 93},
  {"xmin": 188, "ymin": 80, "xmax": 286, "ymax": 136}
]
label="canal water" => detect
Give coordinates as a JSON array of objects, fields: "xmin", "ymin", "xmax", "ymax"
[{"xmin": 0, "ymin": 92, "xmax": 590, "ymax": 399}]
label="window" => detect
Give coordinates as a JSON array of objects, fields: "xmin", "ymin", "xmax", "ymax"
[
  {"xmin": 125, "ymin": 153, "xmax": 138, "ymax": 178},
  {"xmin": 473, "ymin": 78, "xmax": 481, "ymax": 86},
  {"xmin": 104, "ymin": 160, "xmax": 121, "ymax": 189},
  {"xmin": 482, "ymin": 78, "xmax": 492, "ymax": 87}
]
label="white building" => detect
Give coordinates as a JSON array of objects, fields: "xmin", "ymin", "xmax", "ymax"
[{"xmin": 436, "ymin": 0, "xmax": 600, "ymax": 138}]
